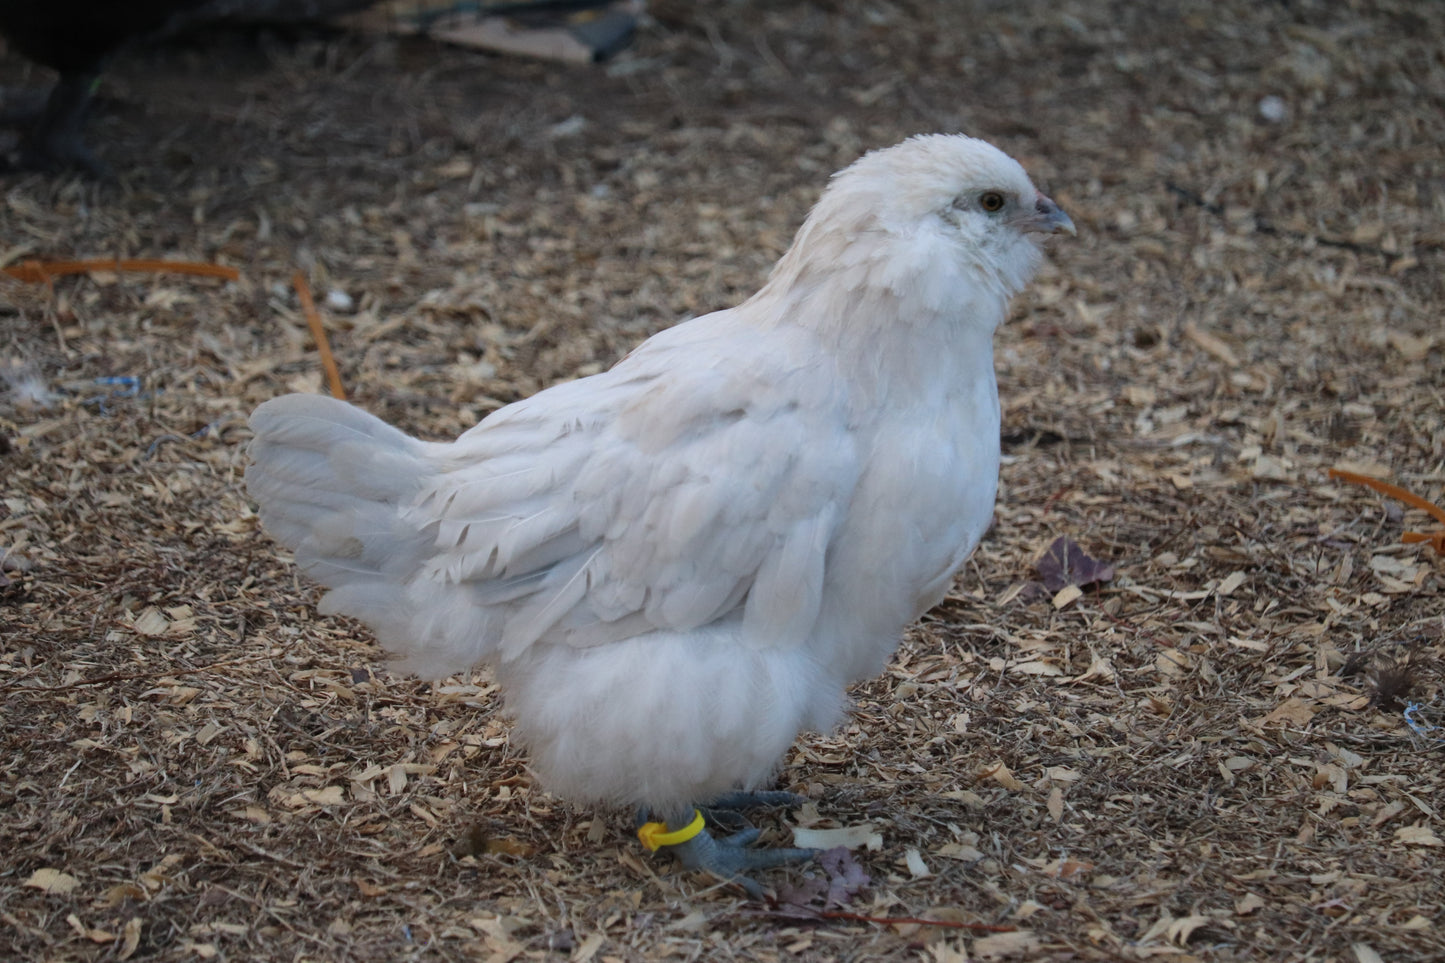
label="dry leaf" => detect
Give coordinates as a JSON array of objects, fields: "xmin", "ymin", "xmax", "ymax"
[
  {"xmin": 102, "ymin": 882, "xmax": 147, "ymax": 907},
  {"xmin": 1314, "ymin": 764, "xmax": 1348, "ymax": 793},
  {"xmin": 1167, "ymin": 914, "xmax": 1213, "ymax": 945},
  {"xmin": 1353, "ymin": 944, "xmax": 1386, "ymax": 963},
  {"xmin": 982, "ymin": 762, "xmax": 1025, "ymax": 792},
  {"xmin": 1156, "ymin": 649, "xmax": 1191, "ymax": 677},
  {"xmin": 470, "ymin": 914, "xmax": 525, "ymax": 961},
  {"xmin": 572, "ymin": 932, "xmax": 605, "ymax": 963},
  {"xmin": 1386, "ymin": 331, "xmax": 1435, "ymax": 361},
  {"xmin": 483, "ymin": 836, "xmax": 537, "ymax": 857},
  {"xmin": 1394, "ymin": 825, "xmax": 1443, "ymax": 847},
  {"xmin": 929, "ymin": 940, "xmax": 970, "ymax": 963},
  {"xmin": 777, "ymin": 846, "xmax": 870, "ymax": 910},
  {"xmin": 1259, "ymin": 698, "xmax": 1316, "ymax": 728},
  {"xmin": 1042, "ymin": 856, "xmax": 1092, "ymax": 878},
  {"xmin": 1252, "ymin": 453, "xmax": 1292, "ymax": 480},
  {"xmin": 1184, "ymin": 322, "xmax": 1240, "ymax": 366},
  {"xmin": 139, "ymin": 854, "xmax": 184, "ymax": 892},
  {"xmin": 1235, "ymin": 893, "xmax": 1265, "ymax": 915},
  {"xmin": 1070, "ymin": 655, "xmax": 1115, "ymax": 684},
  {"xmin": 1035, "ymin": 536, "xmax": 1115, "ymax": 592},
  {"xmin": 118, "ymin": 918, "xmax": 142, "ymax": 960},
  {"xmin": 1370, "ymin": 800, "xmax": 1407, "ymax": 828},
  {"xmin": 275, "ymin": 785, "xmax": 347, "ymax": 808},
  {"xmin": 971, "ymin": 930, "xmax": 1040, "ymax": 960},
  {"xmin": 937, "ymin": 841, "xmax": 985, "ymax": 861},
  {"xmin": 132, "ymin": 607, "xmax": 171, "ymax": 637},
  {"xmin": 1216, "ymin": 570, "xmax": 1247, "ymax": 596},
  {"xmin": 1051, "ymin": 584, "xmax": 1083, "ymax": 609},
  {"xmin": 1010, "ymin": 659, "xmax": 1064, "ymax": 676},
  {"xmin": 1331, "ymin": 460, "xmax": 1392, "ymax": 479},
  {"xmin": 25, "ymin": 868, "xmax": 79, "ymax": 894}
]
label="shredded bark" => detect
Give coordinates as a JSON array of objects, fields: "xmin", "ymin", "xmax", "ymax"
[{"xmin": 2, "ymin": 1, "xmax": 1442, "ymax": 960}]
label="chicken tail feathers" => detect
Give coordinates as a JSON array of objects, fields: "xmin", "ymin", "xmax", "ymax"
[{"xmin": 247, "ymin": 394, "xmax": 437, "ymax": 643}]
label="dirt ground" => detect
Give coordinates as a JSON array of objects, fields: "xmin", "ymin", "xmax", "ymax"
[{"xmin": 2, "ymin": 1, "xmax": 1443, "ymax": 960}]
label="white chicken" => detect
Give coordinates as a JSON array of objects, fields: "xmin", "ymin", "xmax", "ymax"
[{"xmin": 246, "ymin": 133, "xmax": 1074, "ymax": 892}]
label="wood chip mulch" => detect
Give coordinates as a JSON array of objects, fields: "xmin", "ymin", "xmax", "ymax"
[{"xmin": 1, "ymin": 1, "xmax": 1441, "ymax": 960}]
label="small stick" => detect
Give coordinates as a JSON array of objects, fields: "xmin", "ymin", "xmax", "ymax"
[
  {"xmin": 292, "ymin": 269, "xmax": 346, "ymax": 401},
  {"xmin": 810, "ymin": 909, "xmax": 1015, "ymax": 932},
  {"xmin": 0, "ymin": 653, "xmax": 272, "ymax": 694},
  {"xmin": 759, "ymin": 900, "xmax": 1015, "ymax": 932}
]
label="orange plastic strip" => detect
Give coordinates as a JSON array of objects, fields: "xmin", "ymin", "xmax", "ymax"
[
  {"xmin": 3, "ymin": 258, "xmax": 239, "ymax": 283},
  {"xmin": 1329, "ymin": 469, "xmax": 1445, "ymax": 525},
  {"xmin": 1330, "ymin": 468, "xmax": 1445, "ymax": 554}
]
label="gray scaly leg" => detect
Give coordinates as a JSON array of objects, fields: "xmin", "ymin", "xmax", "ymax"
[{"xmin": 637, "ymin": 805, "xmax": 816, "ymax": 898}]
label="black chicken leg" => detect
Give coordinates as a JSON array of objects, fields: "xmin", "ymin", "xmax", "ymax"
[{"xmin": 7, "ymin": 71, "xmax": 106, "ymax": 175}]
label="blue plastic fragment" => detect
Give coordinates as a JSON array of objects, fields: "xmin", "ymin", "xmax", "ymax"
[
  {"xmin": 1403, "ymin": 702, "xmax": 1439, "ymax": 738},
  {"xmin": 93, "ymin": 376, "xmax": 140, "ymax": 394}
]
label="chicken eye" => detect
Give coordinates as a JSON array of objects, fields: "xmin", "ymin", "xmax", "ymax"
[{"xmin": 979, "ymin": 191, "xmax": 1006, "ymax": 213}]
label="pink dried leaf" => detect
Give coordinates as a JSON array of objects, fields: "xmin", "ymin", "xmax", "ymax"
[
  {"xmin": 776, "ymin": 846, "xmax": 870, "ymax": 910},
  {"xmin": 820, "ymin": 846, "xmax": 870, "ymax": 907}
]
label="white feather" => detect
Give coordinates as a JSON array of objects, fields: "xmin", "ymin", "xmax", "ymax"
[{"xmin": 246, "ymin": 133, "xmax": 1066, "ymax": 812}]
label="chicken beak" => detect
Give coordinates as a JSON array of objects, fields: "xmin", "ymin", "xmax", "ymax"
[{"xmin": 1031, "ymin": 193, "xmax": 1076, "ymax": 236}]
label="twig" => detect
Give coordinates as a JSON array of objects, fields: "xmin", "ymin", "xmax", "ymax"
[
  {"xmin": 230, "ymin": 837, "xmax": 310, "ymax": 870},
  {"xmin": 812, "ymin": 909, "xmax": 1014, "ymax": 931},
  {"xmin": 0, "ymin": 653, "xmax": 272, "ymax": 694},
  {"xmin": 292, "ymin": 270, "xmax": 347, "ymax": 401},
  {"xmin": 759, "ymin": 901, "xmax": 1015, "ymax": 932}
]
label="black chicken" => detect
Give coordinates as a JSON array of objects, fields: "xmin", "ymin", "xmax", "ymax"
[{"xmin": 0, "ymin": 0, "xmax": 376, "ymax": 174}]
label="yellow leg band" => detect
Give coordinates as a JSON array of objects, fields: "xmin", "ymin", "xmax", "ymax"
[{"xmin": 637, "ymin": 809, "xmax": 705, "ymax": 851}]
